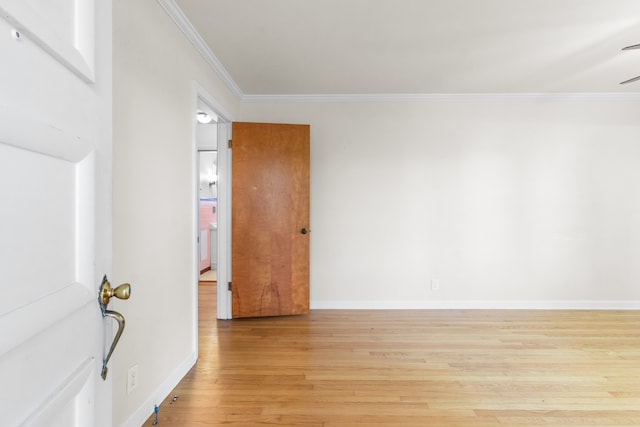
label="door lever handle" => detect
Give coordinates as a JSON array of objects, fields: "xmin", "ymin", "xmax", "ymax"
[
  {"xmin": 101, "ymin": 309, "xmax": 125, "ymax": 380},
  {"xmin": 98, "ymin": 275, "xmax": 131, "ymax": 380}
]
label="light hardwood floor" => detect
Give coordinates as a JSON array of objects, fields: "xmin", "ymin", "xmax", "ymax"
[{"xmin": 146, "ymin": 286, "xmax": 640, "ymax": 426}]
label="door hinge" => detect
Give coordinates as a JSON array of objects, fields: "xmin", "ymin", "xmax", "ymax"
[
  {"xmin": 228, "ymin": 281, "xmax": 232, "ymax": 291},
  {"xmin": 228, "ymin": 139, "xmax": 232, "ymax": 149}
]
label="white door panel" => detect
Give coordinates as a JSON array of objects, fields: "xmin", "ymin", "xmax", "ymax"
[
  {"xmin": 0, "ymin": 0, "xmax": 96, "ymax": 81},
  {"xmin": 0, "ymin": 300, "xmax": 98, "ymax": 426},
  {"xmin": 0, "ymin": 144, "xmax": 77, "ymax": 314},
  {"xmin": 0, "ymin": 0, "xmax": 111, "ymax": 425}
]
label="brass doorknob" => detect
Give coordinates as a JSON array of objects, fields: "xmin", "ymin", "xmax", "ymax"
[{"xmin": 99, "ymin": 277, "xmax": 131, "ymax": 307}]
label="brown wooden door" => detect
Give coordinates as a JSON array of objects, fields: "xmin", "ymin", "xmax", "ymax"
[{"xmin": 231, "ymin": 122, "xmax": 310, "ymax": 318}]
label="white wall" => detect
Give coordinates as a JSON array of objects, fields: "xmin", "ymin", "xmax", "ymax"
[
  {"xmin": 113, "ymin": 0, "xmax": 239, "ymax": 425},
  {"xmin": 239, "ymin": 97, "xmax": 640, "ymax": 308},
  {"xmin": 199, "ymin": 151, "xmax": 218, "ymax": 199},
  {"xmin": 196, "ymin": 120, "xmax": 218, "ymax": 150}
]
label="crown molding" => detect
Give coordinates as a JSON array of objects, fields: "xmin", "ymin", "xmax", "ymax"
[
  {"xmin": 156, "ymin": 0, "xmax": 244, "ymax": 100},
  {"xmin": 241, "ymin": 92, "xmax": 640, "ymax": 103},
  {"xmin": 156, "ymin": 1, "xmax": 640, "ymax": 105}
]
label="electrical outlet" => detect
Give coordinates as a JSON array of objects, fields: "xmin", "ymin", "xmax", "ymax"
[
  {"xmin": 431, "ymin": 279, "xmax": 440, "ymax": 291},
  {"xmin": 127, "ymin": 364, "xmax": 139, "ymax": 395}
]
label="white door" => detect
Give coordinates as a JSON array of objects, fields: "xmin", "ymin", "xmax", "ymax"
[{"xmin": 0, "ymin": 1, "xmax": 113, "ymax": 426}]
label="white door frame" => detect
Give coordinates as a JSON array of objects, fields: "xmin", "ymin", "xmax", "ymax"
[{"xmin": 192, "ymin": 83, "xmax": 233, "ymax": 324}]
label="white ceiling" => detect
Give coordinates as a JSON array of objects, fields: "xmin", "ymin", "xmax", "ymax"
[{"xmin": 172, "ymin": 0, "xmax": 640, "ymax": 95}]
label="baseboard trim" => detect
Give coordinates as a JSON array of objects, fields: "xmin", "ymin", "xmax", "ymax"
[
  {"xmin": 122, "ymin": 351, "xmax": 197, "ymax": 427},
  {"xmin": 310, "ymin": 300, "xmax": 640, "ymax": 310}
]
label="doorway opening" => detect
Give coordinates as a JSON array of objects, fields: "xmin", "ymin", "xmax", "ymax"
[{"xmin": 193, "ymin": 88, "xmax": 232, "ymax": 325}]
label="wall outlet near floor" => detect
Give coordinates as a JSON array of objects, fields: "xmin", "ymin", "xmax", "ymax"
[
  {"xmin": 127, "ymin": 364, "xmax": 139, "ymax": 394},
  {"xmin": 431, "ymin": 279, "xmax": 440, "ymax": 291}
]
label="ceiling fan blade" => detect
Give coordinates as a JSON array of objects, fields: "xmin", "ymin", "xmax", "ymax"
[
  {"xmin": 620, "ymin": 75, "xmax": 640, "ymax": 85},
  {"xmin": 622, "ymin": 44, "xmax": 640, "ymax": 50}
]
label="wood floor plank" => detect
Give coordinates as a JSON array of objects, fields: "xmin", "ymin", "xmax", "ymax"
[{"xmin": 145, "ymin": 285, "xmax": 640, "ymax": 426}]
